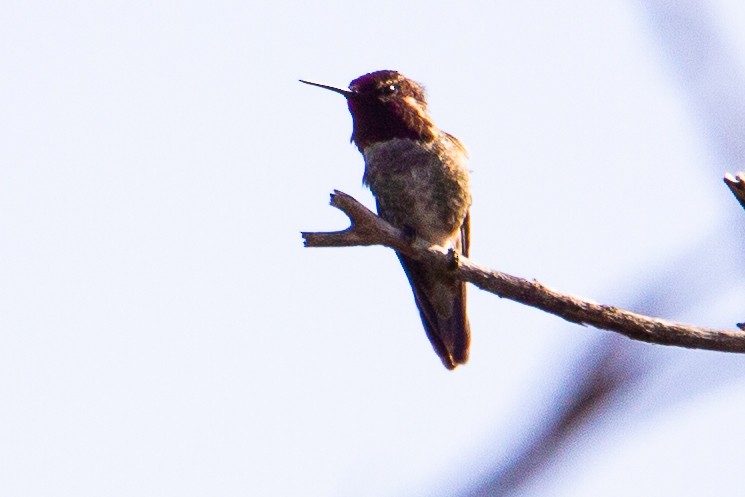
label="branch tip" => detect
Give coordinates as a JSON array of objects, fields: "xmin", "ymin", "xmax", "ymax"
[{"xmin": 724, "ymin": 171, "xmax": 745, "ymax": 211}]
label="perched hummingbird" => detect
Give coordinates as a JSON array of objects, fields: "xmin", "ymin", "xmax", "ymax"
[{"xmin": 301, "ymin": 70, "xmax": 472, "ymax": 370}]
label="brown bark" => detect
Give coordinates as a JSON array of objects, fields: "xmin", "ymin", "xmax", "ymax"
[{"xmin": 303, "ymin": 190, "xmax": 745, "ymax": 352}]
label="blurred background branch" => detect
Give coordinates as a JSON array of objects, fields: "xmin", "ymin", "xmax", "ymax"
[{"xmin": 456, "ymin": 1, "xmax": 745, "ymax": 495}]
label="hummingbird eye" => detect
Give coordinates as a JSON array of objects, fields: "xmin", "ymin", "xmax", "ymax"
[{"xmin": 382, "ymin": 83, "xmax": 398, "ymax": 95}]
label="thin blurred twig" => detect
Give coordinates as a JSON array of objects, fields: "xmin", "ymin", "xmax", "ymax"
[{"xmin": 463, "ymin": 337, "xmax": 646, "ymax": 497}]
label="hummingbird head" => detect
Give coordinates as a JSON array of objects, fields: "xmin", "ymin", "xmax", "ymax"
[{"xmin": 300, "ymin": 70, "xmax": 437, "ymax": 151}]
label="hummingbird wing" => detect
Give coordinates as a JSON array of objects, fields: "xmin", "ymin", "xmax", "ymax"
[
  {"xmin": 394, "ymin": 211, "xmax": 471, "ymax": 370},
  {"xmin": 461, "ymin": 210, "xmax": 470, "ymax": 258}
]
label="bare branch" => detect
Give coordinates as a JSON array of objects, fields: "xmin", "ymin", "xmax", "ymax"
[
  {"xmin": 302, "ymin": 191, "xmax": 404, "ymax": 248},
  {"xmin": 302, "ymin": 190, "xmax": 745, "ymax": 353},
  {"xmin": 724, "ymin": 172, "xmax": 745, "ymax": 212}
]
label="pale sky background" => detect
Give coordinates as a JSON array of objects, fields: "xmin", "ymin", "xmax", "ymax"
[{"xmin": 2, "ymin": 1, "xmax": 745, "ymax": 496}]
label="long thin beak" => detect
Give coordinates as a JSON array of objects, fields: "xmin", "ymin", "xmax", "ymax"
[{"xmin": 299, "ymin": 79, "xmax": 353, "ymax": 98}]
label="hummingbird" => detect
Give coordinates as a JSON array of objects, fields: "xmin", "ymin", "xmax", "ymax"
[{"xmin": 300, "ymin": 70, "xmax": 472, "ymax": 370}]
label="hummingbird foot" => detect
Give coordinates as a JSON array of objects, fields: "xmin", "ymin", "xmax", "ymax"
[
  {"xmin": 401, "ymin": 225, "xmax": 417, "ymax": 245},
  {"xmin": 447, "ymin": 248, "xmax": 460, "ymax": 270}
]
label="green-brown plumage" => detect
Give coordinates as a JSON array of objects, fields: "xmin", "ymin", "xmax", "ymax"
[{"xmin": 301, "ymin": 70, "xmax": 472, "ymax": 369}]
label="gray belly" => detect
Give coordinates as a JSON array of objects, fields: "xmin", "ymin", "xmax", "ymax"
[{"xmin": 362, "ymin": 137, "xmax": 470, "ymax": 246}]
